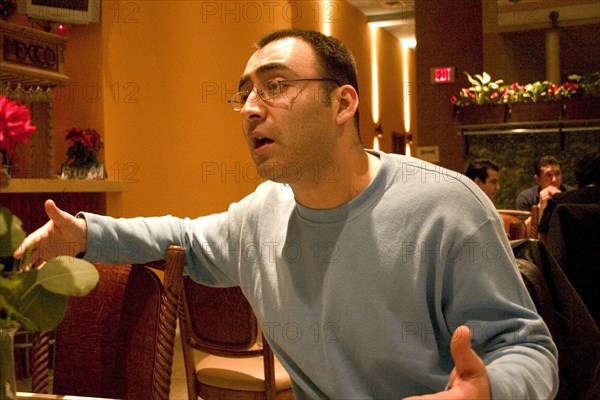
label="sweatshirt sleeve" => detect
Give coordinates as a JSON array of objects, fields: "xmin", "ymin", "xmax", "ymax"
[
  {"xmin": 79, "ymin": 210, "xmax": 241, "ymax": 287},
  {"xmin": 80, "ymin": 212, "xmax": 191, "ymax": 264},
  {"xmin": 442, "ymin": 218, "xmax": 559, "ymax": 399}
]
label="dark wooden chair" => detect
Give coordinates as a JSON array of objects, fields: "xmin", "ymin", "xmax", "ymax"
[
  {"xmin": 512, "ymin": 239, "xmax": 600, "ymax": 400},
  {"xmin": 178, "ymin": 278, "xmax": 294, "ymax": 400},
  {"xmin": 30, "ymin": 245, "xmax": 185, "ymax": 400},
  {"xmin": 544, "ymin": 203, "xmax": 600, "ymax": 327}
]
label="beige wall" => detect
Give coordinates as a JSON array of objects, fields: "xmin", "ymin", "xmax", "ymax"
[
  {"xmin": 377, "ymin": 29, "xmax": 405, "ymax": 152},
  {"xmin": 100, "ymin": 1, "xmax": 288, "ymax": 217}
]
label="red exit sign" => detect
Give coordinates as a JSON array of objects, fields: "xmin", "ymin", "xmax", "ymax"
[{"xmin": 430, "ymin": 67, "xmax": 455, "ymax": 84}]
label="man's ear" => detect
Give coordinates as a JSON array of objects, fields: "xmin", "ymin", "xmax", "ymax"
[
  {"xmin": 334, "ymin": 84, "xmax": 359, "ymax": 125},
  {"xmin": 474, "ymin": 177, "xmax": 484, "ymax": 187},
  {"xmin": 533, "ymin": 174, "xmax": 541, "ymax": 185}
]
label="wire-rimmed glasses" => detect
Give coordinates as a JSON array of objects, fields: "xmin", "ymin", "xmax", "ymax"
[{"xmin": 229, "ymin": 77, "xmax": 341, "ymax": 111}]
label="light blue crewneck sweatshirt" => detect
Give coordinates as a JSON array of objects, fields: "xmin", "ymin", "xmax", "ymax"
[{"xmin": 83, "ymin": 151, "xmax": 558, "ymax": 399}]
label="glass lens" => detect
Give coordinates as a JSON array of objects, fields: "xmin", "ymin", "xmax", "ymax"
[
  {"xmin": 230, "ymin": 92, "xmax": 248, "ymax": 110},
  {"xmin": 257, "ymin": 79, "xmax": 281, "ymax": 101}
]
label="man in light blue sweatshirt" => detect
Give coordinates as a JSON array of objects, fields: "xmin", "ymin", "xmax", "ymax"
[{"xmin": 17, "ymin": 29, "xmax": 558, "ymax": 399}]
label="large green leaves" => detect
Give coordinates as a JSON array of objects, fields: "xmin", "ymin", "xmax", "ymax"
[
  {"xmin": 1, "ymin": 207, "xmax": 100, "ymax": 331},
  {"xmin": 0, "ymin": 250, "xmax": 99, "ymax": 331},
  {"xmin": 0, "ymin": 207, "xmax": 26, "ymax": 266},
  {"xmin": 464, "ymin": 72, "xmax": 504, "ymax": 105},
  {"xmin": 37, "ymin": 256, "xmax": 99, "ymax": 296}
]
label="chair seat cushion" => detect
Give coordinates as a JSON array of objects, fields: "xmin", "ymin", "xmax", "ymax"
[{"xmin": 196, "ymin": 355, "xmax": 292, "ymax": 391}]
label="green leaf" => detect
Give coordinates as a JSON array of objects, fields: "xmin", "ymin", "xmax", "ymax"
[
  {"xmin": 37, "ymin": 256, "xmax": 99, "ymax": 296},
  {"xmin": 464, "ymin": 72, "xmax": 478, "ymax": 86},
  {"xmin": 1, "ymin": 253, "xmax": 99, "ymax": 332},
  {"xmin": 0, "ymin": 207, "xmax": 26, "ymax": 258},
  {"xmin": 481, "ymin": 72, "xmax": 491, "ymax": 84},
  {"xmin": 18, "ymin": 284, "xmax": 67, "ymax": 331},
  {"xmin": 1, "ymin": 267, "xmax": 70, "ymax": 331},
  {"xmin": 19, "ymin": 244, "xmax": 34, "ymax": 267},
  {"xmin": 1, "ymin": 208, "xmax": 99, "ymax": 332}
]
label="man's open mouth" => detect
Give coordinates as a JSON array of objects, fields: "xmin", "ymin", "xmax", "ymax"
[{"xmin": 254, "ymin": 137, "xmax": 274, "ymax": 149}]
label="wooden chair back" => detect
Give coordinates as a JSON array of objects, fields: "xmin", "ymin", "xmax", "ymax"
[
  {"xmin": 178, "ymin": 278, "xmax": 294, "ymax": 400},
  {"xmin": 497, "ymin": 209, "xmax": 530, "ymax": 239},
  {"xmin": 530, "ymin": 205, "xmax": 540, "ymax": 238},
  {"xmin": 30, "ymin": 245, "xmax": 185, "ymax": 400}
]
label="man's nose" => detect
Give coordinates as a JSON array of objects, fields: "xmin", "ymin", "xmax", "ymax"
[{"xmin": 240, "ymin": 90, "xmax": 263, "ymax": 117}]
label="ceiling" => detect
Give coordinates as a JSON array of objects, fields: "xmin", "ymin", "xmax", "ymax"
[
  {"xmin": 346, "ymin": 0, "xmax": 600, "ymax": 39},
  {"xmin": 345, "ymin": 0, "xmax": 415, "ymax": 39}
]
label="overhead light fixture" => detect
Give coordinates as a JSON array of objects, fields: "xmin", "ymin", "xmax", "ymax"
[
  {"xmin": 379, "ymin": 0, "xmax": 406, "ymax": 9},
  {"xmin": 367, "ymin": 10, "xmax": 414, "ymax": 28}
]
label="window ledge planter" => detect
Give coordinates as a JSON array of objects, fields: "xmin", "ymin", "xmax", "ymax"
[
  {"xmin": 453, "ymin": 71, "xmax": 600, "ymax": 125},
  {"xmin": 563, "ymin": 97, "xmax": 600, "ymax": 120},
  {"xmin": 507, "ymin": 101, "xmax": 563, "ymax": 122},
  {"xmin": 456, "ymin": 104, "xmax": 508, "ymax": 125},
  {"xmin": 457, "ymin": 98, "xmax": 600, "ymax": 125}
]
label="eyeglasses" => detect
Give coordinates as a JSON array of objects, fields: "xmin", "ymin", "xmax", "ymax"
[{"xmin": 229, "ymin": 77, "xmax": 341, "ymax": 111}]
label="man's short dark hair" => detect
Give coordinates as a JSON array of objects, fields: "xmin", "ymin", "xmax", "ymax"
[
  {"xmin": 255, "ymin": 29, "xmax": 360, "ymax": 133},
  {"xmin": 533, "ymin": 155, "xmax": 561, "ymax": 176},
  {"xmin": 574, "ymin": 151, "xmax": 600, "ymax": 186},
  {"xmin": 465, "ymin": 159, "xmax": 499, "ymax": 183}
]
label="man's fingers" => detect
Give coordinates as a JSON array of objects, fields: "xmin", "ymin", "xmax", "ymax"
[
  {"xmin": 44, "ymin": 199, "xmax": 72, "ymax": 227},
  {"xmin": 13, "ymin": 219, "xmax": 51, "ymax": 260},
  {"xmin": 13, "ymin": 199, "xmax": 62, "ymax": 261},
  {"xmin": 450, "ymin": 326, "xmax": 489, "ymax": 393},
  {"xmin": 450, "ymin": 326, "xmax": 480, "ymax": 377}
]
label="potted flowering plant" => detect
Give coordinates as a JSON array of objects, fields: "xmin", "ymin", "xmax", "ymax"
[
  {"xmin": 462, "ymin": 72, "xmax": 505, "ymax": 105},
  {"xmin": 568, "ymin": 72, "xmax": 600, "ymax": 97},
  {"xmin": 505, "ymin": 80, "xmax": 564, "ymax": 121},
  {"xmin": 562, "ymin": 72, "xmax": 600, "ymax": 120},
  {"xmin": 61, "ymin": 128, "xmax": 105, "ymax": 180},
  {"xmin": 451, "ymin": 72, "xmax": 509, "ymax": 124},
  {"xmin": 0, "ymin": 96, "xmax": 37, "ymax": 186},
  {"xmin": 0, "ymin": 207, "xmax": 99, "ymax": 399}
]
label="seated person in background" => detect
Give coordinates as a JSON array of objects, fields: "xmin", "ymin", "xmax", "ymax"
[
  {"xmin": 464, "ymin": 159, "xmax": 501, "ymax": 202},
  {"xmin": 516, "ymin": 155, "xmax": 574, "ymax": 229},
  {"xmin": 538, "ymin": 151, "xmax": 600, "ymax": 238}
]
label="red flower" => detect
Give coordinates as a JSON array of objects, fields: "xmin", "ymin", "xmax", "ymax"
[
  {"xmin": 561, "ymin": 82, "xmax": 579, "ymax": 92},
  {"xmin": 0, "ymin": 96, "xmax": 37, "ymax": 157},
  {"xmin": 65, "ymin": 128, "xmax": 83, "ymax": 142},
  {"xmin": 82, "ymin": 130, "xmax": 102, "ymax": 150}
]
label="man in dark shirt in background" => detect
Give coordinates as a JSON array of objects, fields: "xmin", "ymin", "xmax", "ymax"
[{"xmin": 516, "ymin": 155, "xmax": 574, "ymax": 213}]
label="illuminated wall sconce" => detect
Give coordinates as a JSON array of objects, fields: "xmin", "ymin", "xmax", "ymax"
[
  {"xmin": 392, "ymin": 132, "xmax": 413, "ymax": 156},
  {"xmin": 405, "ymin": 132, "xmax": 413, "ymax": 156},
  {"xmin": 375, "ymin": 123, "xmax": 383, "ymax": 138},
  {"xmin": 372, "ymin": 123, "xmax": 383, "ymax": 150}
]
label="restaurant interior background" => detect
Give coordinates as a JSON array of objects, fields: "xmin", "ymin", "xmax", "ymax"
[{"xmin": 2, "ymin": 0, "xmax": 599, "ymax": 225}]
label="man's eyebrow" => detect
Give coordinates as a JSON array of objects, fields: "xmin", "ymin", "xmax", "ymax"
[{"xmin": 238, "ymin": 63, "xmax": 294, "ymax": 91}]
